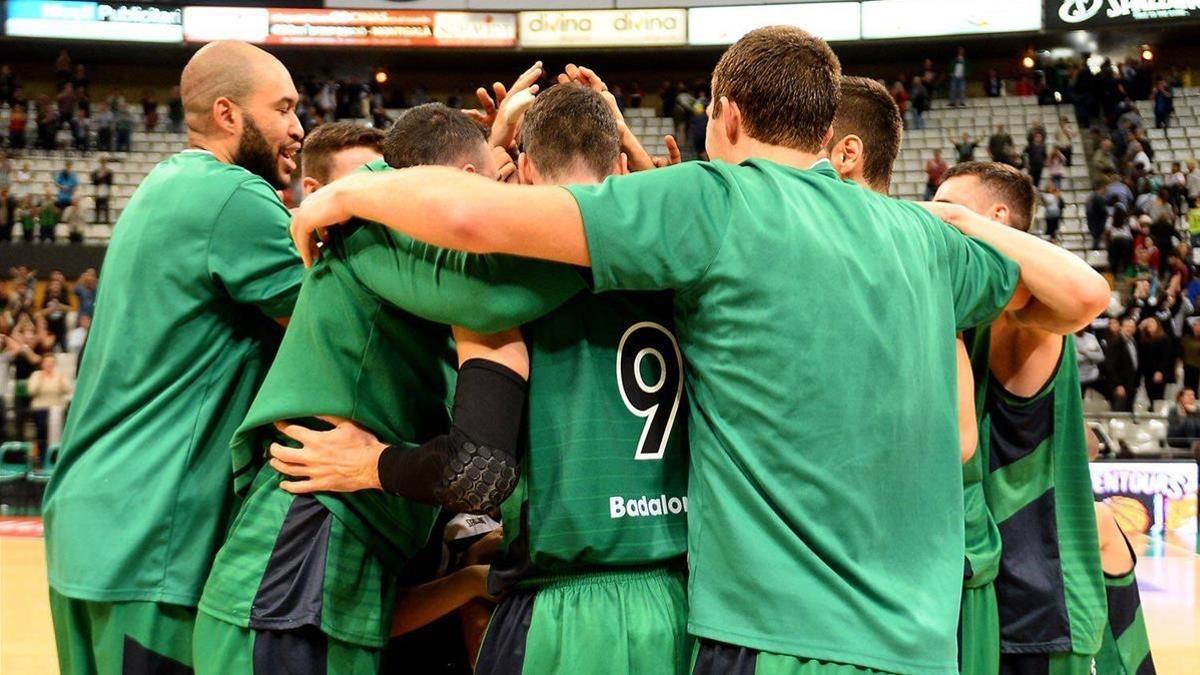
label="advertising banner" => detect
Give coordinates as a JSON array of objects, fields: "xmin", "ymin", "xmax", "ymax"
[
  {"xmin": 5, "ymin": 0, "xmax": 184, "ymax": 42},
  {"xmin": 1091, "ymin": 461, "xmax": 1198, "ymax": 534},
  {"xmin": 1048, "ymin": 0, "xmax": 1200, "ymax": 29},
  {"xmin": 688, "ymin": 2, "xmax": 861, "ymax": 46},
  {"xmin": 861, "ymin": 0, "xmax": 1042, "ymax": 39},
  {"xmin": 518, "ymin": 8, "xmax": 687, "ymax": 47}
]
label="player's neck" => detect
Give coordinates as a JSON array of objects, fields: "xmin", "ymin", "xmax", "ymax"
[
  {"xmin": 726, "ymin": 139, "xmax": 826, "ymax": 172},
  {"xmin": 187, "ymin": 134, "xmax": 236, "ymax": 165}
]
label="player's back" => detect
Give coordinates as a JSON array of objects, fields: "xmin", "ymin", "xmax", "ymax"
[
  {"xmin": 494, "ymin": 289, "xmax": 688, "ymax": 587},
  {"xmin": 44, "ymin": 149, "xmax": 302, "ymax": 605}
]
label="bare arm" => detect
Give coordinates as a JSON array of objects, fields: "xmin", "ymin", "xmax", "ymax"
[
  {"xmin": 290, "ymin": 167, "xmax": 588, "ymax": 267},
  {"xmin": 923, "ymin": 201, "xmax": 1110, "ymax": 334},
  {"xmin": 390, "ymin": 565, "xmax": 492, "ymax": 637},
  {"xmin": 956, "ymin": 337, "xmax": 978, "ymax": 463}
]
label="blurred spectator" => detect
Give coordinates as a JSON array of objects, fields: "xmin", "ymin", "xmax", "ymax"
[
  {"xmin": 1024, "ymin": 131, "xmax": 1047, "ymax": 187},
  {"xmin": 1128, "ymin": 142, "xmax": 1152, "ymax": 175},
  {"xmin": 37, "ymin": 96, "xmax": 59, "ymax": 150},
  {"xmin": 948, "ymin": 48, "xmax": 968, "ymax": 106},
  {"xmin": 115, "ymin": 104, "xmax": 133, "ymax": 152},
  {"xmin": 949, "ymin": 131, "xmax": 977, "ymax": 164},
  {"xmin": 1189, "ymin": 198, "xmax": 1200, "ymax": 247},
  {"xmin": 15, "ymin": 196, "xmax": 34, "ymax": 243},
  {"xmin": 8, "ymin": 104, "xmax": 27, "ymax": 150},
  {"xmin": 9, "ymin": 315, "xmax": 45, "ymax": 442},
  {"xmin": 27, "ymin": 354, "xmax": 73, "ymax": 455},
  {"xmin": 168, "ymin": 85, "xmax": 184, "ymax": 134},
  {"xmin": 1167, "ymin": 388, "xmax": 1200, "ymax": 449},
  {"xmin": 1014, "ymin": 76, "xmax": 1035, "ymax": 97},
  {"xmin": 91, "ymin": 159, "xmax": 112, "ymax": 224},
  {"xmin": 54, "ymin": 162, "xmax": 78, "ymax": 211},
  {"xmin": 909, "ymin": 76, "xmax": 929, "ymax": 130},
  {"xmin": 1092, "ymin": 139, "xmax": 1119, "ymax": 179},
  {"xmin": 1047, "ymin": 145, "xmax": 1067, "ymax": 189},
  {"xmin": 71, "ymin": 110, "xmax": 90, "ymax": 153},
  {"xmin": 39, "ymin": 279, "xmax": 70, "ymax": 347},
  {"xmin": 0, "ymin": 188, "xmax": 9, "ymax": 242},
  {"xmin": 142, "ymin": 90, "xmax": 159, "ymax": 132},
  {"xmin": 74, "ymin": 268, "xmax": 97, "ymax": 318},
  {"xmin": 1055, "ymin": 116, "xmax": 1075, "ymax": 166},
  {"xmin": 76, "ymin": 86, "xmax": 90, "ymax": 118},
  {"xmin": 1148, "ymin": 189, "xmax": 1177, "ymax": 273},
  {"xmin": 66, "ymin": 314, "xmax": 90, "ymax": 355},
  {"xmin": 630, "ymin": 81, "xmax": 642, "ymax": 108},
  {"xmin": 673, "ymin": 83, "xmax": 694, "ymax": 140},
  {"xmin": 1153, "ymin": 79, "xmax": 1174, "ymax": 129},
  {"xmin": 890, "ymin": 81, "xmax": 909, "ymax": 126},
  {"xmin": 1182, "ymin": 321, "xmax": 1200, "ymax": 391},
  {"xmin": 1138, "ymin": 317, "xmax": 1173, "ymax": 405},
  {"xmin": 921, "ymin": 58, "xmax": 938, "ymax": 92},
  {"xmin": 984, "ymin": 70, "xmax": 1003, "ymax": 98},
  {"xmin": 0, "ymin": 63, "xmax": 17, "ymax": 104},
  {"xmin": 72, "ymin": 64, "xmax": 88, "ymax": 92},
  {"xmin": 93, "ymin": 101, "xmax": 114, "ymax": 151},
  {"xmin": 1168, "ymin": 162, "xmax": 1189, "ymax": 215},
  {"xmin": 1107, "ymin": 203, "xmax": 1135, "ymax": 276},
  {"xmin": 1187, "ymin": 160, "xmax": 1200, "ymax": 204},
  {"xmin": 38, "ymin": 188, "xmax": 59, "ymax": 243},
  {"xmin": 1086, "ymin": 182, "xmax": 1109, "ymax": 250},
  {"xmin": 988, "ymin": 124, "xmax": 1012, "ymax": 162},
  {"xmin": 1076, "ymin": 327, "xmax": 1106, "ymax": 398},
  {"xmin": 54, "ymin": 50, "xmax": 71, "ymax": 85},
  {"xmin": 61, "ymin": 196, "xmax": 86, "ymax": 244},
  {"xmin": 1106, "ymin": 175, "xmax": 1134, "ymax": 211},
  {"xmin": 1106, "ymin": 317, "xmax": 1139, "ymax": 412},
  {"xmin": 1041, "ymin": 182, "xmax": 1064, "ymax": 242},
  {"xmin": 57, "ymin": 83, "xmax": 77, "ymax": 124},
  {"xmin": 689, "ymin": 91, "xmax": 709, "ymax": 161},
  {"xmin": 924, "ymin": 149, "xmax": 948, "ymax": 200}
]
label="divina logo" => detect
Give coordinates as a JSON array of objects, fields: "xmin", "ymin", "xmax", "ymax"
[
  {"xmin": 610, "ymin": 494, "xmax": 687, "ymax": 519},
  {"xmin": 612, "ymin": 11, "xmax": 678, "ymax": 33},
  {"xmin": 527, "ymin": 13, "xmax": 591, "ymax": 33}
]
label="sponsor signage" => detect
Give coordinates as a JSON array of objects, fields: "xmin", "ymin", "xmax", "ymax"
[
  {"xmin": 1091, "ymin": 461, "xmax": 1198, "ymax": 534},
  {"xmin": 688, "ymin": 3, "xmax": 861, "ymax": 45},
  {"xmin": 861, "ymin": 0, "xmax": 1042, "ymax": 39},
  {"xmin": 1049, "ymin": 0, "xmax": 1200, "ymax": 29},
  {"xmin": 182, "ymin": 6, "xmax": 516, "ymax": 46},
  {"xmin": 518, "ymin": 8, "xmax": 687, "ymax": 47},
  {"xmin": 5, "ymin": 0, "xmax": 184, "ymax": 42}
]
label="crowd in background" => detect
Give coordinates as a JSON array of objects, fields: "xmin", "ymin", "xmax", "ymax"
[{"xmin": 0, "ymin": 266, "xmax": 92, "ymax": 461}]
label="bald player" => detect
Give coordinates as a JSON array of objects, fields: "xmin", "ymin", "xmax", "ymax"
[
  {"xmin": 931, "ymin": 162, "xmax": 1109, "ymax": 675},
  {"xmin": 43, "ymin": 41, "xmax": 305, "ymax": 674},
  {"xmin": 296, "ymin": 121, "xmax": 384, "ymax": 197}
]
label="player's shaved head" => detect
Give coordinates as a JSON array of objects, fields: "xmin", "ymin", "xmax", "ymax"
[
  {"xmin": 828, "ymin": 76, "xmax": 902, "ymax": 192},
  {"xmin": 181, "ymin": 41, "xmax": 288, "ymax": 135}
]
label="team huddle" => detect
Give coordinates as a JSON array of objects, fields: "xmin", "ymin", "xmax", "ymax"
[{"xmin": 39, "ymin": 26, "xmax": 1157, "ymax": 675}]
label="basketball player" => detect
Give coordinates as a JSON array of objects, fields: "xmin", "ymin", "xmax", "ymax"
[
  {"xmin": 295, "ymin": 121, "xmax": 384, "ymax": 197},
  {"xmin": 290, "ymin": 27, "xmax": 1041, "ymax": 674},
  {"xmin": 272, "ymin": 84, "xmax": 692, "ymax": 675},
  {"xmin": 43, "ymin": 41, "xmax": 305, "ymax": 674},
  {"xmin": 931, "ymin": 162, "xmax": 1110, "ymax": 674}
]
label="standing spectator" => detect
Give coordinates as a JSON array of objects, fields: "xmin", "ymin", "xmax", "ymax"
[
  {"xmin": 9, "ymin": 317, "xmax": 44, "ymax": 443},
  {"xmin": 629, "ymin": 81, "xmax": 643, "ymax": 108},
  {"xmin": 908, "ymin": 76, "xmax": 929, "ymax": 130},
  {"xmin": 142, "ymin": 90, "xmax": 159, "ymax": 132},
  {"xmin": 73, "ymin": 269, "xmax": 97, "ymax": 319},
  {"xmin": 36, "ymin": 96, "xmax": 60, "ymax": 150},
  {"xmin": 39, "ymin": 279, "xmax": 71, "ymax": 347},
  {"xmin": 8, "ymin": 103, "xmax": 27, "ymax": 150},
  {"xmin": 57, "ymin": 83, "xmax": 77, "ymax": 124},
  {"xmin": 1047, "ymin": 145, "xmax": 1067, "ymax": 189},
  {"xmin": 1167, "ymin": 388, "xmax": 1200, "ymax": 449},
  {"xmin": 71, "ymin": 109, "xmax": 90, "ymax": 154},
  {"xmin": 0, "ymin": 334, "xmax": 15, "ymax": 442},
  {"xmin": 1187, "ymin": 160, "xmax": 1200, "ymax": 204},
  {"xmin": 924, "ymin": 149, "xmax": 948, "ymax": 200},
  {"xmin": 949, "ymin": 131, "xmax": 978, "ymax": 164},
  {"xmin": 947, "ymin": 47, "xmax": 968, "ymax": 106},
  {"xmin": 1024, "ymin": 131, "xmax": 1047, "ymax": 187},
  {"xmin": 988, "ymin": 124, "xmax": 1012, "ymax": 162},
  {"xmin": 920, "ymin": 58, "xmax": 938, "ymax": 91},
  {"xmin": 92, "ymin": 101, "xmax": 114, "ymax": 151},
  {"xmin": 54, "ymin": 162, "xmax": 78, "ymax": 211},
  {"xmin": 984, "ymin": 69, "xmax": 1003, "ymax": 98},
  {"xmin": 54, "ymin": 50, "xmax": 71, "ymax": 85},
  {"xmin": 1087, "ymin": 182, "xmax": 1109, "ymax": 250},
  {"xmin": 1026, "ymin": 118, "xmax": 1047, "ymax": 146},
  {"xmin": 1168, "ymin": 162, "xmax": 1189, "ymax": 217},
  {"xmin": 1092, "ymin": 139, "xmax": 1119, "ymax": 179},
  {"xmin": 890, "ymin": 81, "xmax": 909, "ymax": 126},
  {"xmin": 0, "ymin": 63, "xmax": 17, "ymax": 104},
  {"xmin": 72, "ymin": 64, "xmax": 88, "ymax": 92},
  {"xmin": 1108, "ymin": 203, "xmax": 1135, "ymax": 276},
  {"xmin": 689, "ymin": 93, "xmax": 709, "ymax": 161},
  {"xmin": 1138, "ymin": 317, "xmax": 1173, "ymax": 406},
  {"xmin": 1153, "ymin": 79, "xmax": 1174, "ymax": 129},
  {"xmin": 1055, "ymin": 116, "xmax": 1075, "ymax": 166},
  {"xmin": 16, "ymin": 196, "xmax": 35, "ymax": 243},
  {"xmin": 1129, "ymin": 142, "xmax": 1152, "ymax": 175},
  {"xmin": 27, "ymin": 355, "xmax": 73, "ymax": 455},
  {"xmin": 1041, "ymin": 182, "xmax": 1064, "ymax": 241},
  {"xmin": 1106, "ymin": 317, "xmax": 1140, "ymax": 412},
  {"xmin": 91, "ymin": 159, "xmax": 113, "ymax": 224},
  {"xmin": 38, "ymin": 188, "xmax": 59, "ymax": 243},
  {"xmin": 1148, "ymin": 189, "xmax": 1177, "ymax": 264},
  {"xmin": 12, "ymin": 161, "xmax": 32, "ymax": 204},
  {"xmin": 114, "ymin": 104, "xmax": 133, "ymax": 152},
  {"xmin": 1076, "ymin": 327, "xmax": 1106, "ymax": 398},
  {"xmin": 76, "ymin": 86, "xmax": 90, "ymax": 118},
  {"xmin": 66, "ymin": 314, "xmax": 90, "ymax": 355},
  {"xmin": 168, "ymin": 85, "xmax": 184, "ymax": 134},
  {"xmin": 1189, "ymin": 198, "xmax": 1200, "ymax": 247},
  {"xmin": 1181, "ymin": 321, "xmax": 1200, "ymax": 392},
  {"xmin": 673, "ymin": 83, "xmax": 694, "ymax": 141},
  {"xmin": 61, "ymin": 196, "xmax": 87, "ymax": 243}
]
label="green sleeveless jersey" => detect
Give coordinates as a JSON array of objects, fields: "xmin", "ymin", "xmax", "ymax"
[
  {"xmin": 496, "ymin": 290, "xmax": 688, "ymax": 586},
  {"xmin": 970, "ymin": 330, "xmax": 1106, "ymax": 656},
  {"xmin": 1094, "ymin": 528, "xmax": 1156, "ymax": 675}
]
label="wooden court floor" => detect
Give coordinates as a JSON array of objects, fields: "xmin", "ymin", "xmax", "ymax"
[{"xmin": 1, "ymin": 520, "xmax": 1197, "ymax": 673}]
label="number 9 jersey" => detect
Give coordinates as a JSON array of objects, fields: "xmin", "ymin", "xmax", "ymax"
[{"xmin": 492, "ymin": 289, "xmax": 689, "ymax": 587}]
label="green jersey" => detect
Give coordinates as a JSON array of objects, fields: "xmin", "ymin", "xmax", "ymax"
[
  {"xmin": 44, "ymin": 150, "xmax": 303, "ymax": 606},
  {"xmin": 200, "ymin": 159, "xmax": 585, "ymax": 647},
  {"xmin": 1094, "ymin": 530, "xmax": 1155, "ymax": 675},
  {"xmin": 969, "ymin": 330, "xmax": 1106, "ymax": 656},
  {"xmin": 495, "ymin": 290, "xmax": 688, "ymax": 587},
  {"xmin": 566, "ymin": 159, "xmax": 1018, "ymax": 675}
]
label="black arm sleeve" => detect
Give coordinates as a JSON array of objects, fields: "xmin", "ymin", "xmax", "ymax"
[{"xmin": 377, "ymin": 358, "xmax": 527, "ymax": 514}]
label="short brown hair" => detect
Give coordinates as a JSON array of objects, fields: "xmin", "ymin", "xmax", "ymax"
[
  {"xmin": 711, "ymin": 26, "xmax": 841, "ymax": 153},
  {"xmin": 520, "ymin": 85, "xmax": 619, "ymax": 181},
  {"xmin": 300, "ymin": 122, "xmax": 384, "ymax": 184},
  {"xmin": 942, "ymin": 161, "xmax": 1037, "ymax": 232},
  {"xmin": 384, "ymin": 103, "xmax": 487, "ymax": 169},
  {"xmin": 828, "ymin": 76, "xmax": 902, "ymax": 192}
]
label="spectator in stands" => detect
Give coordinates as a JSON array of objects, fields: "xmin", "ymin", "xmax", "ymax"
[
  {"xmin": 1087, "ymin": 182, "xmax": 1110, "ymax": 250},
  {"xmin": 1148, "ymin": 189, "xmax": 1178, "ymax": 270},
  {"xmin": 1047, "ymin": 144, "xmax": 1067, "ymax": 189},
  {"xmin": 1181, "ymin": 321, "xmax": 1200, "ymax": 392},
  {"xmin": 1024, "ymin": 131, "xmax": 1047, "ymax": 187},
  {"xmin": 8, "ymin": 103, "xmax": 27, "ymax": 150},
  {"xmin": 949, "ymin": 131, "xmax": 977, "ymax": 164},
  {"xmin": 142, "ymin": 90, "xmax": 159, "ymax": 132},
  {"xmin": 1187, "ymin": 160, "xmax": 1200, "ymax": 204},
  {"xmin": 988, "ymin": 124, "xmax": 1012, "ymax": 162},
  {"xmin": 168, "ymin": 85, "xmax": 184, "ymax": 134},
  {"xmin": 0, "ymin": 187, "xmax": 9, "ymax": 242},
  {"xmin": 1138, "ymin": 317, "xmax": 1173, "ymax": 405},
  {"xmin": 11, "ymin": 161, "xmax": 29, "ymax": 206},
  {"xmin": 114, "ymin": 104, "xmax": 133, "ymax": 152},
  {"xmin": 66, "ymin": 314, "xmax": 89, "ymax": 355},
  {"xmin": 1106, "ymin": 175, "xmax": 1135, "ymax": 211},
  {"xmin": 0, "ymin": 333, "xmax": 14, "ymax": 443},
  {"xmin": 71, "ymin": 109, "xmax": 90, "ymax": 154},
  {"xmin": 1167, "ymin": 388, "xmax": 1200, "ymax": 449},
  {"xmin": 76, "ymin": 86, "xmax": 90, "ymax": 118},
  {"xmin": 1153, "ymin": 79, "xmax": 1174, "ymax": 129},
  {"xmin": 947, "ymin": 48, "xmax": 968, "ymax": 107},
  {"xmin": 1106, "ymin": 316, "xmax": 1139, "ymax": 412},
  {"xmin": 73, "ymin": 269, "xmax": 96, "ymax": 319},
  {"xmin": 0, "ymin": 63, "xmax": 16, "ymax": 104},
  {"xmin": 9, "ymin": 314, "xmax": 44, "ymax": 443},
  {"xmin": 15, "ymin": 196, "xmax": 34, "ymax": 243},
  {"xmin": 92, "ymin": 101, "xmax": 113, "ymax": 152},
  {"xmin": 908, "ymin": 76, "xmax": 929, "ymax": 130},
  {"xmin": 1092, "ymin": 139, "xmax": 1119, "ymax": 180},
  {"xmin": 91, "ymin": 159, "xmax": 112, "ymax": 224},
  {"xmin": 27, "ymin": 354, "xmax": 73, "ymax": 456},
  {"xmin": 1076, "ymin": 327, "xmax": 1106, "ymax": 398},
  {"xmin": 54, "ymin": 162, "xmax": 78, "ymax": 212},
  {"xmin": 1056, "ymin": 116, "xmax": 1075, "ymax": 166},
  {"xmin": 1108, "ymin": 203, "xmax": 1135, "ymax": 276},
  {"xmin": 984, "ymin": 69, "xmax": 1003, "ymax": 98},
  {"xmin": 61, "ymin": 196, "xmax": 86, "ymax": 244},
  {"xmin": 57, "ymin": 82, "xmax": 77, "ymax": 125},
  {"xmin": 39, "ymin": 279, "xmax": 71, "ymax": 348},
  {"xmin": 72, "ymin": 63, "xmax": 88, "ymax": 93},
  {"xmin": 889, "ymin": 81, "xmax": 909, "ymax": 127},
  {"xmin": 36, "ymin": 96, "xmax": 59, "ymax": 150},
  {"xmin": 1128, "ymin": 141, "xmax": 1152, "ymax": 175},
  {"xmin": 38, "ymin": 188, "xmax": 59, "ymax": 243},
  {"xmin": 1189, "ymin": 198, "xmax": 1200, "ymax": 247},
  {"xmin": 1168, "ymin": 162, "xmax": 1189, "ymax": 215},
  {"xmin": 920, "ymin": 58, "xmax": 938, "ymax": 92},
  {"xmin": 630, "ymin": 81, "xmax": 643, "ymax": 108},
  {"xmin": 1041, "ymin": 182, "xmax": 1064, "ymax": 242},
  {"xmin": 54, "ymin": 50, "xmax": 71, "ymax": 85},
  {"xmin": 689, "ymin": 92, "xmax": 709, "ymax": 161},
  {"xmin": 924, "ymin": 149, "xmax": 948, "ymax": 200}
]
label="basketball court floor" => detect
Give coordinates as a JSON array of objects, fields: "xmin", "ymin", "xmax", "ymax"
[{"xmin": 1, "ymin": 518, "xmax": 1197, "ymax": 673}]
